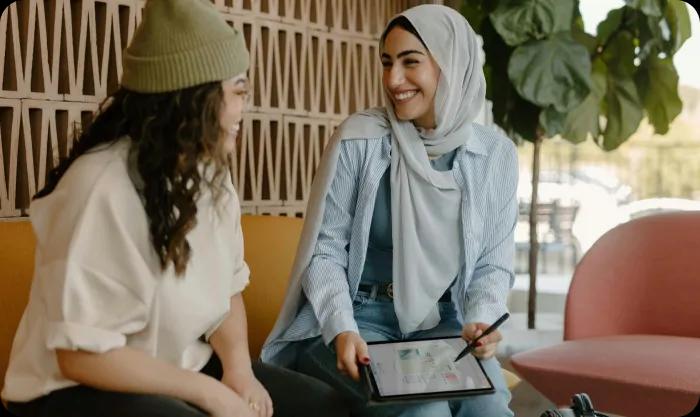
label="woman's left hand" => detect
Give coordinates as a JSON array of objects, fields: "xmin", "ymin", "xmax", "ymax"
[
  {"xmin": 461, "ymin": 322, "xmax": 502, "ymax": 360},
  {"xmin": 222, "ymin": 369, "xmax": 273, "ymax": 417}
]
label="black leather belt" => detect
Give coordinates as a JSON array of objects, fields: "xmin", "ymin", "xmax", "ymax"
[{"xmin": 357, "ymin": 283, "xmax": 452, "ymax": 302}]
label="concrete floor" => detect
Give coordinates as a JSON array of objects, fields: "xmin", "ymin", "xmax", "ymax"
[
  {"xmin": 497, "ymin": 312, "xmax": 562, "ymax": 417},
  {"xmin": 503, "ymin": 358, "xmax": 556, "ymax": 417}
]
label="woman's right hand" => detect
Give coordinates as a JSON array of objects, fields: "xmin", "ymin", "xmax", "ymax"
[
  {"xmin": 334, "ymin": 331, "xmax": 370, "ymax": 381},
  {"xmin": 198, "ymin": 375, "xmax": 256, "ymax": 417}
]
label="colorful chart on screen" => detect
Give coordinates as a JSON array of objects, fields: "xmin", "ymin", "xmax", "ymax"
[{"xmin": 364, "ymin": 336, "xmax": 494, "ymax": 402}]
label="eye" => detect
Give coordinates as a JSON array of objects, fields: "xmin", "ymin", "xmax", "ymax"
[
  {"xmin": 232, "ymin": 88, "xmax": 250, "ymax": 100},
  {"xmin": 231, "ymin": 88, "xmax": 252, "ymax": 105},
  {"xmin": 381, "ymin": 61, "xmax": 392, "ymax": 68},
  {"xmin": 403, "ymin": 59, "xmax": 419, "ymax": 66}
]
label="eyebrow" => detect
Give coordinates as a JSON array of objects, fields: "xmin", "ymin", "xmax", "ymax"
[{"xmin": 381, "ymin": 50, "xmax": 425, "ymax": 60}]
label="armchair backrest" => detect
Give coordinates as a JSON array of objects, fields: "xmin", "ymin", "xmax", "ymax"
[
  {"xmin": 564, "ymin": 211, "xmax": 700, "ymax": 340},
  {"xmin": 0, "ymin": 215, "xmax": 303, "ymax": 386},
  {"xmin": 240, "ymin": 215, "xmax": 303, "ymax": 358},
  {"xmin": 0, "ymin": 220, "xmax": 35, "ymax": 389}
]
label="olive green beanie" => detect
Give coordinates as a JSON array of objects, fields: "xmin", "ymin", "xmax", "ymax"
[{"xmin": 121, "ymin": 0, "xmax": 249, "ymax": 93}]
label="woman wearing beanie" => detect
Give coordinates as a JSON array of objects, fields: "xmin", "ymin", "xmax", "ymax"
[
  {"xmin": 262, "ymin": 5, "xmax": 516, "ymax": 417},
  {"xmin": 1, "ymin": 1, "xmax": 348, "ymax": 417}
]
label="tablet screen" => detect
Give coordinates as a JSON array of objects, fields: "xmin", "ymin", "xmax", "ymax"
[{"xmin": 365, "ymin": 337, "xmax": 493, "ymax": 398}]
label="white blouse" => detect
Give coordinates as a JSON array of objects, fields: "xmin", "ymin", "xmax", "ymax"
[{"xmin": 2, "ymin": 138, "xmax": 250, "ymax": 402}]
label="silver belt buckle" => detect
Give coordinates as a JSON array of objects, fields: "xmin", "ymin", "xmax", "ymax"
[{"xmin": 386, "ymin": 283, "xmax": 394, "ymax": 299}]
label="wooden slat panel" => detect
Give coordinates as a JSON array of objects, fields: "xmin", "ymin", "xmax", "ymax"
[{"xmin": 0, "ymin": 0, "xmax": 431, "ymax": 218}]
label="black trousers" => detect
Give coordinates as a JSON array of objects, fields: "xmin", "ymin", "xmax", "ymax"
[{"xmin": 7, "ymin": 354, "xmax": 349, "ymax": 417}]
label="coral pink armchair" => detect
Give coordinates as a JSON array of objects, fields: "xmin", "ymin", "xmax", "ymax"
[{"xmin": 511, "ymin": 212, "xmax": 700, "ymax": 417}]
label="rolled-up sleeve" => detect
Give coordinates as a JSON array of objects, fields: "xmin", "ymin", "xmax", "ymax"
[
  {"xmin": 464, "ymin": 140, "xmax": 518, "ymax": 324},
  {"xmin": 203, "ymin": 190, "xmax": 250, "ymax": 341},
  {"xmin": 229, "ymin": 193, "xmax": 250, "ymax": 296},
  {"xmin": 43, "ymin": 261, "xmax": 151, "ymax": 353},
  {"xmin": 302, "ymin": 141, "xmax": 360, "ymax": 345},
  {"xmin": 37, "ymin": 167, "xmax": 157, "ymax": 354}
]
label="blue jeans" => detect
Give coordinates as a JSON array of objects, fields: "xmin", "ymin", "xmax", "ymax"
[{"xmin": 296, "ymin": 296, "xmax": 514, "ymax": 417}]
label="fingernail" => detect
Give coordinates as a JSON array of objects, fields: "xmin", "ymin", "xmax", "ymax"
[
  {"xmin": 362, "ymin": 357, "xmax": 371, "ymax": 364},
  {"xmin": 476, "ymin": 341, "xmax": 483, "ymax": 347}
]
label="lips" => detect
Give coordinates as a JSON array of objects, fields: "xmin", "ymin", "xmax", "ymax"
[{"xmin": 392, "ymin": 90, "xmax": 418, "ymax": 103}]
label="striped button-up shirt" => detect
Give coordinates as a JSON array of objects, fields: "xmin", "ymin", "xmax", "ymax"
[{"xmin": 261, "ymin": 123, "xmax": 518, "ymax": 365}]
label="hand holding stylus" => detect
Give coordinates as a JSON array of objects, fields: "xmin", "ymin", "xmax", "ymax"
[{"xmin": 455, "ymin": 312, "xmax": 510, "ymax": 361}]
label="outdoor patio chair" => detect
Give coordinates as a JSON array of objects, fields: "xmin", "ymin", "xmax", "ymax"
[
  {"xmin": 510, "ymin": 211, "xmax": 700, "ymax": 417},
  {"xmin": 516, "ymin": 200, "xmax": 580, "ymax": 274}
]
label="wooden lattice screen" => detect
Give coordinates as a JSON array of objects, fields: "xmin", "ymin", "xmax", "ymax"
[{"xmin": 0, "ymin": 0, "xmax": 440, "ymax": 219}]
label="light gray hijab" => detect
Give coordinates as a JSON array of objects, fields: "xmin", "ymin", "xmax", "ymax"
[
  {"xmin": 262, "ymin": 5, "xmax": 486, "ymax": 354},
  {"xmin": 387, "ymin": 4, "xmax": 486, "ymax": 333}
]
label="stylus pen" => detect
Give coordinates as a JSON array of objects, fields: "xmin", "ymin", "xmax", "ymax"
[{"xmin": 454, "ymin": 312, "xmax": 510, "ymax": 362}]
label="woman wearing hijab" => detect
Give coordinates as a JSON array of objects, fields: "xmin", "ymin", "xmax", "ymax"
[
  {"xmin": 0, "ymin": 1, "xmax": 349, "ymax": 417},
  {"xmin": 261, "ymin": 4, "xmax": 516, "ymax": 417}
]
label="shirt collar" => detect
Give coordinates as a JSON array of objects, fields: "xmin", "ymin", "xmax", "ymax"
[{"xmin": 462, "ymin": 124, "xmax": 487, "ymax": 156}]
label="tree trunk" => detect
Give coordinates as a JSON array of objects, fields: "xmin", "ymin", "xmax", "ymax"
[{"xmin": 528, "ymin": 136, "xmax": 543, "ymax": 330}]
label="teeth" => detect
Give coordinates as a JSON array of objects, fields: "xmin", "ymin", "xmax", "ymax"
[
  {"xmin": 394, "ymin": 91, "xmax": 417, "ymax": 101},
  {"xmin": 228, "ymin": 124, "xmax": 240, "ymax": 135}
]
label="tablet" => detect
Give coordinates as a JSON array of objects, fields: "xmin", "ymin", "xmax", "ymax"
[{"xmin": 363, "ymin": 336, "xmax": 495, "ymax": 402}]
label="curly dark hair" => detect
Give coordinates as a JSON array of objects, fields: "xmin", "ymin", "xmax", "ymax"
[{"xmin": 34, "ymin": 81, "xmax": 229, "ymax": 275}]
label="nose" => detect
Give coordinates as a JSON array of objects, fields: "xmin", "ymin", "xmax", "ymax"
[{"xmin": 387, "ymin": 64, "xmax": 405, "ymax": 89}]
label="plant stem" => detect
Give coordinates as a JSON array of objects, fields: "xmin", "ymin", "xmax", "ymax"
[{"xmin": 528, "ymin": 136, "xmax": 543, "ymax": 330}]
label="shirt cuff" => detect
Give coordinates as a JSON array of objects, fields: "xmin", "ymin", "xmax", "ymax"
[
  {"xmin": 230, "ymin": 264, "xmax": 251, "ymax": 296},
  {"xmin": 463, "ymin": 304, "xmax": 508, "ymax": 326},
  {"xmin": 320, "ymin": 309, "xmax": 359, "ymax": 346},
  {"xmin": 46, "ymin": 321, "xmax": 126, "ymax": 353},
  {"xmin": 203, "ymin": 313, "xmax": 228, "ymax": 342}
]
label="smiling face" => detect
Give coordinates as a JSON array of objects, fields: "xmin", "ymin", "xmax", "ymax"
[
  {"xmin": 381, "ymin": 27, "xmax": 441, "ymax": 129},
  {"xmin": 218, "ymin": 73, "xmax": 250, "ymax": 154}
]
